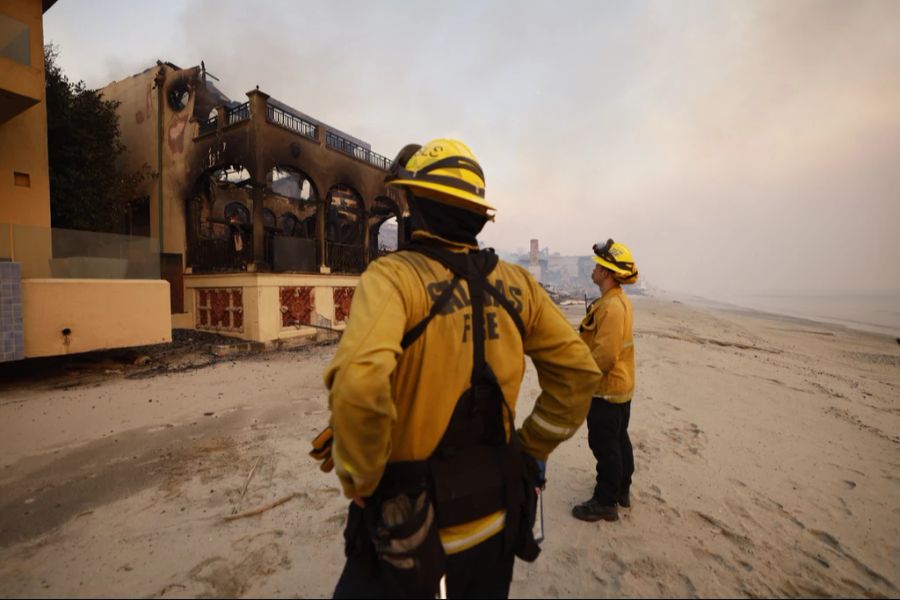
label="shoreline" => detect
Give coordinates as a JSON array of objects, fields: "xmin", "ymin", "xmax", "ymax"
[{"xmin": 649, "ymin": 290, "xmax": 900, "ymax": 339}]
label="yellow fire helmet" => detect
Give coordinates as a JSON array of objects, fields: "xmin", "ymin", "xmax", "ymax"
[
  {"xmin": 592, "ymin": 239, "xmax": 639, "ymax": 285},
  {"xmin": 384, "ymin": 138, "xmax": 495, "ymax": 217}
]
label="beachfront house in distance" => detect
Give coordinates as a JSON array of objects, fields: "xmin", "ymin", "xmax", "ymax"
[
  {"xmin": 0, "ymin": 0, "xmax": 170, "ymax": 363},
  {"xmin": 98, "ymin": 62, "xmax": 406, "ymax": 344}
]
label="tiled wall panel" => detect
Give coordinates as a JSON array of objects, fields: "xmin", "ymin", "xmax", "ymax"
[{"xmin": 0, "ymin": 262, "xmax": 24, "ymax": 362}]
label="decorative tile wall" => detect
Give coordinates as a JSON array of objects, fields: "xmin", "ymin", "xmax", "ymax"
[
  {"xmin": 196, "ymin": 288, "xmax": 243, "ymax": 332},
  {"xmin": 0, "ymin": 262, "xmax": 24, "ymax": 362},
  {"xmin": 333, "ymin": 287, "xmax": 355, "ymax": 323},
  {"xmin": 280, "ymin": 286, "xmax": 314, "ymax": 328}
]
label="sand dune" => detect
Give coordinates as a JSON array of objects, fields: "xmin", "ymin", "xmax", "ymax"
[{"xmin": 0, "ymin": 295, "xmax": 897, "ymax": 598}]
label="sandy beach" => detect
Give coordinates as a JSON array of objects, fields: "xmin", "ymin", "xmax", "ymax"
[{"xmin": 0, "ymin": 294, "xmax": 898, "ymax": 598}]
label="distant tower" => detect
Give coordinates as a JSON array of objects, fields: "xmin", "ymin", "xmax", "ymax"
[{"xmin": 528, "ymin": 238, "xmax": 542, "ymax": 281}]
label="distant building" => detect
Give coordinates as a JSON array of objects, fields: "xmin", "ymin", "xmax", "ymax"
[{"xmin": 527, "ymin": 238, "xmax": 542, "ymax": 280}]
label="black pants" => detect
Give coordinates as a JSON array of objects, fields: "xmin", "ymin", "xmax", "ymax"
[
  {"xmin": 587, "ymin": 398, "xmax": 634, "ymax": 505},
  {"xmin": 333, "ymin": 530, "xmax": 515, "ymax": 599}
]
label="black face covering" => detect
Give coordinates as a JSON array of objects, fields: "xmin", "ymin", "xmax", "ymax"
[{"xmin": 408, "ymin": 195, "xmax": 488, "ymax": 247}]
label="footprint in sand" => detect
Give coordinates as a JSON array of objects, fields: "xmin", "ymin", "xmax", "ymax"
[
  {"xmin": 747, "ymin": 491, "xmax": 806, "ymax": 531},
  {"xmin": 724, "ymin": 497, "xmax": 763, "ymax": 530},
  {"xmin": 807, "ymin": 529, "xmax": 898, "ymax": 594},
  {"xmin": 171, "ymin": 542, "xmax": 290, "ymax": 598},
  {"xmin": 645, "ymin": 485, "xmax": 680, "ymax": 517},
  {"xmin": 663, "ymin": 422, "xmax": 705, "ymax": 458},
  {"xmin": 692, "ymin": 510, "xmax": 754, "ymax": 553},
  {"xmin": 690, "ymin": 547, "xmax": 735, "ymax": 574},
  {"xmin": 835, "ymin": 496, "xmax": 852, "ymax": 517},
  {"xmin": 632, "ymin": 437, "xmax": 660, "ymax": 460}
]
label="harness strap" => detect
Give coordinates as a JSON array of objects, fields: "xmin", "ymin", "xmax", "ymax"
[
  {"xmin": 401, "ymin": 276, "xmax": 462, "ymax": 350},
  {"xmin": 467, "ymin": 254, "xmax": 487, "ymax": 383}
]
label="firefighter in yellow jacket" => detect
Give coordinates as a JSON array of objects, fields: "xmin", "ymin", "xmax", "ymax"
[
  {"xmin": 571, "ymin": 239, "xmax": 639, "ymax": 523},
  {"xmin": 323, "ymin": 139, "xmax": 601, "ymax": 598}
]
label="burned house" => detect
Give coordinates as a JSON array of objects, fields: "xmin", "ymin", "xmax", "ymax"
[{"xmin": 101, "ymin": 62, "xmax": 406, "ymax": 342}]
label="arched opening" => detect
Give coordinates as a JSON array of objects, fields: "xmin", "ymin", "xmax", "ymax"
[
  {"xmin": 214, "ymin": 165, "xmax": 251, "ymax": 185},
  {"xmin": 369, "ymin": 196, "xmax": 402, "ymax": 261},
  {"xmin": 377, "ymin": 217, "xmax": 398, "ymax": 253},
  {"xmin": 225, "ymin": 202, "xmax": 251, "ymax": 226},
  {"xmin": 269, "ymin": 167, "xmax": 314, "ymax": 202},
  {"xmin": 267, "ymin": 166, "xmax": 319, "ymax": 272},
  {"xmin": 280, "ymin": 213, "xmax": 302, "ymax": 236},
  {"xmin": 326, "ymin": 184, "xmax": 365, "ymax": 273},
  {"xmin": 187, "ymin": 164, "xmax": 254, "ymax": 272},
  {"xmin": 267, "ymin": 166, "xmax": 317, "ymax": 238}
]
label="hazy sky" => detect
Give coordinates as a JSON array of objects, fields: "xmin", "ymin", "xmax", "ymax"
[{"xmin": 44, "ymin": 0, "xmax": 900, "ymax": 296}]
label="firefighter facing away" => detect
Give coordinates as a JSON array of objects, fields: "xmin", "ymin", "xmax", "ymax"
[
  {"xmin": 320, "ymin": 139, "xmax": 601, "ymax": 598},
  {"xmin": 571, "ymin": 239, "xmax": 639, "ymax": 523}
]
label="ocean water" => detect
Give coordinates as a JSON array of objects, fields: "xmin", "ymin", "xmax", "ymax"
[{"xmin": 722, "ymin": 292, "xmax": 900, "ymax": 337}]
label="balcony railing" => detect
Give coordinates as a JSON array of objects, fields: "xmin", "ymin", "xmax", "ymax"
[
  {"xmin": 191, "ymin": 235, "xmax": 254, "ymax": 273},
  {"xmin": 198, "ymin": 114, "xmax": 218, "ymax": 135},
  {"xmin": 267, "ymin": 104, "xmax": 318, "ymax": 140},
  {"xmin": 325, "ymin": 131, "xmax": 391, "ymax": 171},
  {"xmin": 195, "ymin": 98, "xmax": 390, "ymax": 171},
  {"xmin": 227, "ymin": 102, "xmax": 250, "ymax": 125},
  {"xmin": 326, "ymin": 241, "xmax": 367, "ymax": 274}
]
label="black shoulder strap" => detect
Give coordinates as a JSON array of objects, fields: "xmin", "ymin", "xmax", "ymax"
[
  {"xmin": 465, "ymin": 251, "xmax": 488, "ymax": 383},
  {"xmin": 401, "ymin": 276, "xmax": 461, "ymax": 350}
]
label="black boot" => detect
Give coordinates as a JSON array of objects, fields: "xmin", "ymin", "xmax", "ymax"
[
  {"xmin": 572, "ymin": 499, "xmax": 619, "ymax": 522},
  {"xmin": 618, "ymin": 491, "xmax": 631, "ymax": 508}
]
